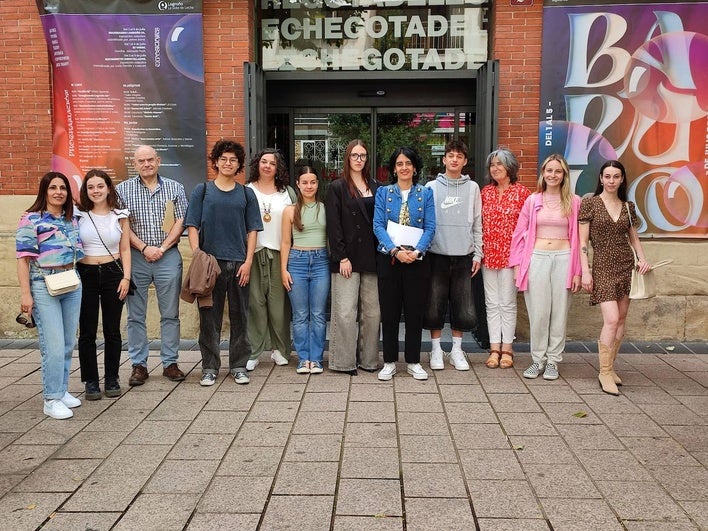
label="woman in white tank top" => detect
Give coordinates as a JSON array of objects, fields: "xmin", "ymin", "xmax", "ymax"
[{"xmin": 76, "ymin": 169, "xmax": 131, "ymax": 400}]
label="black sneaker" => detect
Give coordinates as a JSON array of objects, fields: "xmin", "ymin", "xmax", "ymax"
[
  {"xmin": 85, "ymin": 381, "xmax": 102, "ymax": 401},
  {"xmin": 104, "ymin": 378, "xmax": 122, "ymax": 398}
]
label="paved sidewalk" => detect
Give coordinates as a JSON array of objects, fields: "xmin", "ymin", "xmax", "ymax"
[{"xmin": 0, "ymin": 341, "xmax": 706, "ymax": 530}]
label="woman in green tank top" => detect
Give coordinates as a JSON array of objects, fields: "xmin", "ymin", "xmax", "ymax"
[{"xmin": 281, "ymin": 166, "xmax": 330, "ymax": 374}]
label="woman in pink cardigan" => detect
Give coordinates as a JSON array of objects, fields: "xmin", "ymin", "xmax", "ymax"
[{"xmin": 509, "ymin": 154, "xmax": 582, "ymax": 381}]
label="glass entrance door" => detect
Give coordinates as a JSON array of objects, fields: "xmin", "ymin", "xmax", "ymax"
[
  {"xmin": 268, "ymin": 107, "xmax": 476, "ymax": 192},
  {"xmin": 374, "ymin": 110, "xmax": 474, "ymax": 182}
]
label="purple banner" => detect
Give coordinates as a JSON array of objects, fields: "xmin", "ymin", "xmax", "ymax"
[{"xmin": 36, "ymin": 0, "xmax": 206, "ymax": 196}]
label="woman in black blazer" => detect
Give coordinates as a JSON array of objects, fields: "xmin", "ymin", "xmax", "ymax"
[{"xmin": 325, "ymin": 139, "xmax": 380, "ymax": 375}]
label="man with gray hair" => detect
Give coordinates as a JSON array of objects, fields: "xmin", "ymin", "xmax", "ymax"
[{"xmin": 116, "ymin": 145, "xmax": 189, "ymax": 385}]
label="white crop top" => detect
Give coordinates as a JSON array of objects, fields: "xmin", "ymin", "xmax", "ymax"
[{"xmin": 77, "ymin": 209, "xmax": 129, "ymax": 256}]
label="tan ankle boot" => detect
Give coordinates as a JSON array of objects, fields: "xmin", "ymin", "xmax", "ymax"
[
  {"xmin": 598, "ymin": 341, "xmax": 620, "ymax": 396},
  {"xmin": 610, "ymin": 338, "xmax": 622, "ymax": 386}
]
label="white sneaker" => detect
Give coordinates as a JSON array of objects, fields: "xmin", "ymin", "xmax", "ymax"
[
  {"xmin": 246, "ymin": 359, "xmax": 259, "ymax": 371},
  {"xmin": 378, "ymin": 362, "xmax": 396, "ymax": 381},
  {"xmin": 44, "ymin": 399, "xmax": 73, "ymax": 420},
  {"xmin": 448, "ymin": 348, "xmax": 470, "ymax": 371},
  {"xmin": 429, "ymin": 347, "xmax": 445, "ymax": 370},
  {"xmin": 271, "ymin": 350, "xmax": 289, "ymax": 366},
  {"xmin": 407, "ymin": 363, "xmax": 429, "ymax": 380},
  {"xmin": 61, "ymin": 392, "xmax": 81, "ymax": 408}
]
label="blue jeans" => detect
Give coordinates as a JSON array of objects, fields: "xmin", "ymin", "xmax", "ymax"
[
  {"xmin": 30, "ymin": 266, "xmax": 82, "ymax": 400},
  {"xmin": 286, "ymin": 249, "xmax": 330, "ymax": 363},
  {"xmin": 126, "ymin": 247, "xmax": 182, "ymax": 367}
]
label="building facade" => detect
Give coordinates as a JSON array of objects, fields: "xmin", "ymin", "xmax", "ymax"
[{"xmin": 0, "ymin": 0, "xmax": 705, "ymax": 340}]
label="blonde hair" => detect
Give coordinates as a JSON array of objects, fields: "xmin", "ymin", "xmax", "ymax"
[{"xmin": 537, "ymin": 154, "xmax": 572, "ymax": 217}]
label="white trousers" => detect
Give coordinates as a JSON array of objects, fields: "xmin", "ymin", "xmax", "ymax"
[
  {"xmin": 482, "ymin": 266, "xmax": 518, "ymax": 344},
  {"xmin": 523, "ymin": 250, "xmax": 572, "ymax": 365}
]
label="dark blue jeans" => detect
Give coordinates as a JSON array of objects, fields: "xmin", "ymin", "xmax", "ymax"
[
  {"xmin": 199, "ymin": 260, "xmax": 251, "ymax": 374},
  {"xmin": 77, "ymin": 261, "xmax": 125, "ymax": 382}
]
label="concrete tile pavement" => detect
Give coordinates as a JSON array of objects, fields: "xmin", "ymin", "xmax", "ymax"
[{"xmin": 0, "ymin": 340, "xmax": 706, "ymax": 530}]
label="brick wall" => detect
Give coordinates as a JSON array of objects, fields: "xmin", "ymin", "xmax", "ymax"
[
  {"xmin": 0, "ymin": 0, "xmax": 253, "ymax": 190},
  {"xmin": 0, "ymin": 0, "xmax": 53, "ymax": 194},
  {"xmin": 491, "ymin": 2, "xmax": 544, "ymax": 190},
  {"xmin": 2, "ymin": 1, "xmax": 538, "ymax": 191}
]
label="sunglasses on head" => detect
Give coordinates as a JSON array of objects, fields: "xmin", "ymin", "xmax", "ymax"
[{"xmin": 16, "ymin": 313, "xmax": 36, "ymax": 328}]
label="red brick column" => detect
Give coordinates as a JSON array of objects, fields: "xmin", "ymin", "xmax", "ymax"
[{"xmin": 491, "ymin": 1, "xmax": 544, "ymax": 188}]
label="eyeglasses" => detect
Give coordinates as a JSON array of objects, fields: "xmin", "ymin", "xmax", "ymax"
[
  {"xmin": 349, "ymin": 153, "xmax": 367, "ymax": 161},
  {"xmin": 16, "ymin": 313, "xmax": 36, "ymax": 328},
  {"xmin": 218, "ymin": 157, "xmax": 239, "ymax": 165}
]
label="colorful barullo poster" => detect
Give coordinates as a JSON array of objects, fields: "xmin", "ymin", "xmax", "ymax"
[{"xmin": 540, "ymin": 0, "xmax": 707, "ymax": 237}]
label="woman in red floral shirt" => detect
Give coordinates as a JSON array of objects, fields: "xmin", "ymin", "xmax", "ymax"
[{"xmin": 481, "ymin": 148, "xmax": 531, "ymax": 369}]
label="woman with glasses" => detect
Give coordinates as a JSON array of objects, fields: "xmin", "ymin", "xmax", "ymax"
[
  {"xmin": 373, "ymin": 147, "xmax": 435, "ymax": 382},
  {"xmin": 245, "ymin": 149, "xmax": 295, "ymax": 370},
  {"xmin": 16, "ymin": 172, "xmax": 85, "ymax": 419},
  {"xmin": 76, "ymin": 169, "xmax": 131, "ymax": 400},
  {"xmin": 325, "ymin": 139, "xmax": 380, "ymax": 375}
]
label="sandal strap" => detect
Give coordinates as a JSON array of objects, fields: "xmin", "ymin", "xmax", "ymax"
[{"xmin": 500, "ymin": 351, "xmax": 514, "ymax": 358}]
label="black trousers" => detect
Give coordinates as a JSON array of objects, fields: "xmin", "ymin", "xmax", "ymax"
[
  {"xmin": 376, "ymin": 254, "xmax": 431, "ymax": 364},
  {"xmin": 77, "ymin": 261, "xmax": 125, "ymax": 382}
]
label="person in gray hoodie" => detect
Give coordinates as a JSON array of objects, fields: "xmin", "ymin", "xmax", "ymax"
[{"xmin": 423, "ymin": 140, "xmax": 483, "ymax": 371}]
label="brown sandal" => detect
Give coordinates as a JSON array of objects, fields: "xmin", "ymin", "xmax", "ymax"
[
  {"xmin": 485, "ymin": 350, "xmax": 501, "ymax": 369},
  {"xmin": 499, "ymin": 351, "xmax": 514, "ymax": 369}
]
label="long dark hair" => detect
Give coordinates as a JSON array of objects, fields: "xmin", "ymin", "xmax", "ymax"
[
  {"xmin": 485, "ymin": 147, "xmax": 520, "ymax": 185},
  {"xmin": 388, "ymin": 147, "xmax": 423, "ymax": 185},
  {"xmin": 27, "ymin": 171, "xmax": 74, "ymax": 220},
  {"xmin": 293, "ymin": 165, "xmax": 321, "ymax": 232},
  {"xmin": 342, "ymin": 139, "xmax": 370, "ymax": 197},
  {"xmin": 248, "ymin": 148, "xmax": 288, "ymax": 192},
  {"xmin": 209, "ymin": 139, "xmax": 246, "ymax": 176},
  {"xmin": 79, "ymin": 169, "xmax": 123, "ymax": 211},
  {"xmin": 594, "ymin": 160, "xmax": 628, "ymax": 201}
]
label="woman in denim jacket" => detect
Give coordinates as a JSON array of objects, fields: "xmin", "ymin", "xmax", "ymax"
[{"xmin": 373, "ymin": 147, "xmax": 436, "ymax": 382}]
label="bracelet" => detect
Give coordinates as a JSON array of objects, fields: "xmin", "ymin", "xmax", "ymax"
[
  {"xmin": 141, "ymin": 244, "xmax": 148, "ymax": 254},
  {"xmin": 340, "ymin": 258, "xmax": 349, "ymax": 263},
  {"xmin": 122, "ymin": 277, "xmax": 130, "ymax": 281},
  {"xmin": 392, "ymin": 247, "xmax": 400, "ymax": 257}
]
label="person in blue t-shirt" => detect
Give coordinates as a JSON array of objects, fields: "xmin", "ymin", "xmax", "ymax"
[{"xmin": 185, "ymin": 139, "xmax": 263, "ymax": 386}]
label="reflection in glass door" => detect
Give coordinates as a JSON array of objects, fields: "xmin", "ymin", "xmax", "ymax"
[
  {"xmin": 293, "ymin": 112, "xmax": 371, "ymax": 187},
  {"xmin": 268, "ymin": 108, "xmax": 476, "ymax": 192},
  {"xmin": 375, "ymin": 111, "xmax": 475, "ymax": 183}
]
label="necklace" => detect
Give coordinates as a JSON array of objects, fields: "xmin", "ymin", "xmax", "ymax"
[{"xmin": 262, "ymin": 202, "xmax": 272, "ymax": 222}]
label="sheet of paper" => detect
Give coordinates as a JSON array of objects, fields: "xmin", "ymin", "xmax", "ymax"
[
  {"xmin": 386, "ymin": 220, "xmax": 423, "ymax": 247},
  {"xmin": 162, "ymin": 200, "xmax": 175, "ymax": 233}
]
